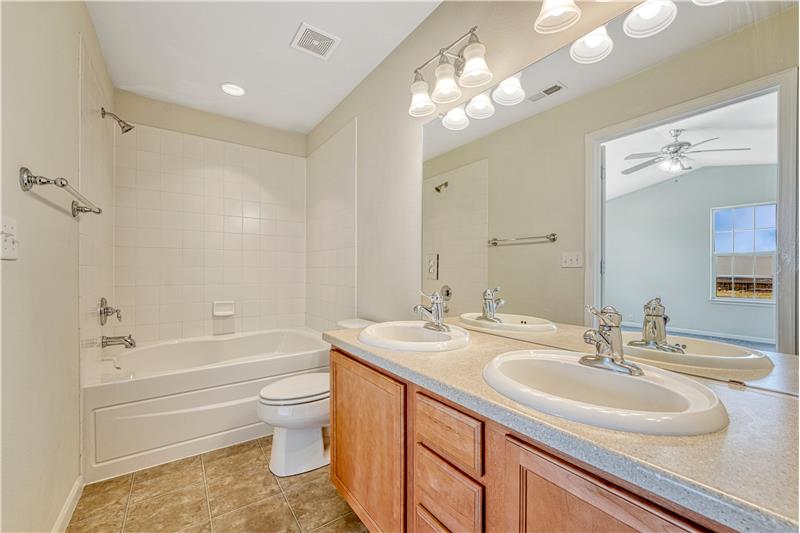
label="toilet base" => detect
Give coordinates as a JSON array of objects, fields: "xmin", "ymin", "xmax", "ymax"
[{"xmin": 268, "ymin": 426, "xmax": 330, "ymax": 477}]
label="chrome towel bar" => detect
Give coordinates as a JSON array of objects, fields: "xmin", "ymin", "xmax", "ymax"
[
  {"xmin": 19, "ymin": 167, "xmax": 102, "ymax": 218},
  {"xmin": 488, "ymin": 233, "xmax": 557, "ymax": 246}
]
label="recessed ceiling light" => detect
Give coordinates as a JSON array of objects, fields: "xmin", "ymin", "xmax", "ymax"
[{"xmin": 220, "ymin": 83, "xmax": 245, "ymax": 97}]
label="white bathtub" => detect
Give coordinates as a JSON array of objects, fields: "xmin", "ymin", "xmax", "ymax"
[{"xmin": 82, "ymin": 328, "xmax": 329, "ymax": 483}]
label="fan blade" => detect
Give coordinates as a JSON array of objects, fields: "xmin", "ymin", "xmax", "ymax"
[
  {"xmin": 621, "ymin": 157, "xmax": 663, "ymax": 175},
  {"xmin": 689, "ymin": 137, "xmax": 720, "ymax": 149},
  {"xmin": 685, "ymin": 148, "xmax": 751, "ymax": 154},
  {"xmin": 624, "ymin": 152, "xmax": 661, "ymax": 160}
]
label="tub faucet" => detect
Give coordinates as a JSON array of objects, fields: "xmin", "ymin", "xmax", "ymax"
[
  {"xmin": 580, "ymin": 305, "xmax": 643, "ymax": 376},
  {"xmin": 478, "ymin": 287, "xmax": 505, "ymax": 323},
  {"xmin": 413, "ymin": 291, "xmax": 450, "ymax": 332},
  {"xmin": 101, "ymin": 334, "xmax": 136, "ymax": 349},
  {"xmin": 627, "ymin": 297, "xmax": 685, "ymax": 354}
]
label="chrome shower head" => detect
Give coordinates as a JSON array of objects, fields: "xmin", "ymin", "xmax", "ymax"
[{"xmin": 101, "ymin": 107, "xmax": 134, "ymax": 134}]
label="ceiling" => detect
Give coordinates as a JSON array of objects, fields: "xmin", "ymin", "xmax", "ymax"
[
  {"xmin": 423, "ymin": 0, "xmax": 793, "ymax": 160},
  {"xmin": 88, "ymin": 1, "xmax": 439, "ymax": 133},
  {"xmin": 603, "ymin": 91, "xmax": 778, "ymax": 199}
]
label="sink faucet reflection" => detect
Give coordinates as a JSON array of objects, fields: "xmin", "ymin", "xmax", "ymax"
[
  {"xmin": 101, "ymin": 334, "xmax": 136, "ymax": 349},
  {"xmin": 628, "ymin": 297, "xmax": 686, "ymax": 354},
  {"xmin": 413, "ymin": 291, "xmax": 450, "ymax": 333},
  {"xmin": 478, "ymin": 287, "xmax": 505, "ymax": 323},
  {"xmin": 580, "ymin": 306, "xmax": 643, "ymax": 376}
]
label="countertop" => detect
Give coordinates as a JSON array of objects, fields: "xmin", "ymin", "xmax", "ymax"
[{"xmin": 323, "ymin": 327, "xmax": 799, "ymax": 533}]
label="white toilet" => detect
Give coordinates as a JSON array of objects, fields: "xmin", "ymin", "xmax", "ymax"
[{"xmin": 257, "ymin": 319, "xmax": 374, "ymax": 477}]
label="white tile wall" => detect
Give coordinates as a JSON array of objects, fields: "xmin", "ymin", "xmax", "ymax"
[
  {"xmin": 113, "ymin": 124, "xmax": 306, "ymax": 343},
  {"xmin": 305, "ymin": 120, "xmax": 356, "ymax": 331}
]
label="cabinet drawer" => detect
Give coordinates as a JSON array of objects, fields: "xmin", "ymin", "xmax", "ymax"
[
  {"xmin": 414, "ymin": 444, "xmax": 483, "ymax": 533},
  {"xmin": 415, "ymin": 505, "xmax": 450, "ymax": 533},
  {"xmin": 414, "ymin": 393, "xmax": 483, "ymax": 477}
]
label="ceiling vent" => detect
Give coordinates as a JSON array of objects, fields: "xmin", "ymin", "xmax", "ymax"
[
  {"xmin": 527, "ymin": 82, "xmax": 567, "ymax": 103},
  {"xmin": 291, "ymin": 23, "xmax": 341, "ymax": 60}
]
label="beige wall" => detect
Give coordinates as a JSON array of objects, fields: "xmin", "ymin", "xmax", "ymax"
[
  {"xmin": 423, "ymin": 7, "xmax": 798, "ymax": 325},
  {"xmin": 115, "ymin": 89, "xmax": 307, "ymax": 158},
  {"xmin": 1, "ymin": 1, "xmax": 114, "ymax": 530},
  {"xmin": 308, "ymin": 1, "xmax": 635, "ymax": 322}
]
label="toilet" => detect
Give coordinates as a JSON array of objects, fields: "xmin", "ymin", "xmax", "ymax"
[{"xmin": 257, "ymin": 319, "xmax": 374, "ymax": 477}]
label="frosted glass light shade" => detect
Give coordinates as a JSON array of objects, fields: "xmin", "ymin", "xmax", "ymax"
[
  {"xmin": 459, "ymin": 42, "xmax": 493, "ymax": 88},
  {"xmin": 691, "ymin": 0, "xmax": 724, "ymax": 5},
  {"xmin": 466, "ymin": 93, "xmax": 495, "ymax": 119},
  {"xmin": 431, "ymin": 61, "xmax": 461, "ymax": 104},
  {"xmin": 442, "ymin": 105, "xmax": 469, "ymax": 131},
  {"xmin": 492, "ymin": 74, "xmax": 525, "ymax": 106},
  {"xmin": 660, "ymin": 158, "xmax": 682, "ymax": 172},
  {"xmin": 570, "ymin": 25, "xmax": 614, "ymax": 64},
  {"xmin": 534, "ymin": 0, "xmax": 582, "ymax": 34},
  {"xmin": 408, "ymin": 79, "xmax": 436, "ymax": 117},
  {"xmin": 623, "ymin": 0, "xmax": 677, "ymax": 39}
]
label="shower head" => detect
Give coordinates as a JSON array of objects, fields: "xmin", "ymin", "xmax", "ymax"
[
  {"xmin": 101, "ymin": 107, "xmax": 134, "ymax": 134},
  {"xmin": 434, "ymin": 181, "xmax": 449, "ymax": 193}
]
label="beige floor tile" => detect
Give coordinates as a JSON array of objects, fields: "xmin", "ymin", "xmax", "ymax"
[
  {"xmin": 207, "ymin": 457, "xmax": 281, "ymax": 516},
  {"xmin": 212, "ymin": 494, "xmax": 301, "ymax": 533},
  {"xmin": 71, "ymin": 474, "xmax": 132, "ymax": 524},
  {"xmin": 203, "ymin": 441, "xmax": 264, "ymax": 479},
  {"xmin": 283, "ymin": 475, "xmax": 351, "ymax": 532},
  {"xmin": 176, "ymin": 521, "xmax": 213, "ymax": 533},
  {"xmin": 276, "ymin": 465, "xmax": 330, "ymax": 491},
  {"xmin": 123, "ymin": 483, "xmax": 208, "ymax": 533},
  {"xmin": 309, "ymin": 513, "xmax": 367, "ymax": 533},
  {"xmin": 130, "ymin": 455, "xmax": 204, "ymax": 502},
  {"xmin": 67, "ymin": 506, "xmax": 125, "ymax": 533}
]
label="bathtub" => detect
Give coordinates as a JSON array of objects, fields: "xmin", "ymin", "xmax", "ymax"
[{"xmin": 82, "ymin": 328, "xmax": 329, "ymax": 483}]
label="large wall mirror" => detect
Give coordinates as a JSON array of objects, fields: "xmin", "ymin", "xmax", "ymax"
[{"xmin": 421, "ymin": 1, "xmax": 798, "ymax": 365}]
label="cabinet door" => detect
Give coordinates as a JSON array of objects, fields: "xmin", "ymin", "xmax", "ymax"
[
  {"xmin": 331, "ymin": 350, "xmax": 405, "ymax": 533},
  {"xmin": 503, "ymin": 437, "xmax": 696, "ymax": 533}
]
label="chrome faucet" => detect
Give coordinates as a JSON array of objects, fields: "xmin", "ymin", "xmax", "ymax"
[
  {"xmin": 478, "ymin": 287, "xmax": 505, "ymax": 323},
  {"xmin": 413, "ymin": 291, "xmax": 450, "ymax": 332},
  {"xmin": 580, "ymin": 305, "xmax": 643, "ymax": 376},
  {"xmin": 627, "ymin": 297, "xmax": 685, "ymax": 354},
  {"xmin": 101, "ymin": 334, "xmax": 136, "ymax": 349}
]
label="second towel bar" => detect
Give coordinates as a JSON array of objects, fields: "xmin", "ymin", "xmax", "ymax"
[
  {"xmin": 488, "ymin": 233, "xmax": 557, "ymax": 246},
  {"xmin": 20, "ymin": 167, "xmax": 102, "ymax": 218}
]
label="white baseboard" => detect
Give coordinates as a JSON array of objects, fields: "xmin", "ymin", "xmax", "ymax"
[
  {"xmin": 621, "ymin": 321, "xmax": 774, "ymax": 345},
  {"xmin": 51, "ymin": 476, "xmax": 83, "ymax": 533}
]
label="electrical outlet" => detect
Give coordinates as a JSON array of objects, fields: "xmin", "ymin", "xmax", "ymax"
[
  {"xmin": 425, "ymin": 253, "xmax": 439, "ymax": 280},
  {"xmin": 2, "ymin": 216, "xmax": 18, "ymax": 261},
  {"xmin": 561, "ymin": 251, "xmax": 583, "ymax": 268}
]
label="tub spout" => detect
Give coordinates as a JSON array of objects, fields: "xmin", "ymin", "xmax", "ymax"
[{"xmin": 101, "ymin": 334, "xmax": 136, "ymax": 349}]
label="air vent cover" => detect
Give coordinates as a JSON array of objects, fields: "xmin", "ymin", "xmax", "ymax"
[
  {"xmin": 528, "ymin": 82, "xmax": 567, "ymax": 103},
  {"xmin": 291, "ymin": 23, "xmax": 341, "ymax": 60}
]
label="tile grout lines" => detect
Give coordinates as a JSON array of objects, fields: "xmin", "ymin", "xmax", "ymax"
[
  {"xmin": 119, "ymin": 473, "xmax": 135, "ymax": 533},
  {"xmin": 258, "ymin": 437, "xmax": 305, "ymax": 533},
  {"xmin": 200, "ymin": 454, "xmax": 215, "ymax": 533}
]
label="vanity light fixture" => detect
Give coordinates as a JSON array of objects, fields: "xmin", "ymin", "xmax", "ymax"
[
  {"xmin": 691, "ymin": 0, "xmax": 724, "ymax": 5},
  {"xmin": 492, "ymin": 73, "xmax": 526, "ymax": 106},
  {"xmin": 466, "ymin": 92, "xmax": 495, "ymax": 119},
  {"xmin": 570, "ymin": 25, "xmax": 614, "ymax": 64},
  {"xmin": 408, "ymin": 71, "xmax": 437, "ymax": 117},
  {"xmin": 442, "ymin": 105, "xmax": 470, "ymax": 131},
  {"xmin": 459, "ymin": 34, "xmax": 492, "ymax": 88},
  {"xmin": 431, "ymin": 55, "xmax": 462, "ymax": 104},
  {"xmin": 534, "ymin": 0, "xmax": 582, "ymax": 34},
  {"xmin": 623, "ymin": 0, "xmax": 677, "ymax": 39},
  {"xmin": 220, "ymin": 82, "xmax": 245, "ymax": 97}
]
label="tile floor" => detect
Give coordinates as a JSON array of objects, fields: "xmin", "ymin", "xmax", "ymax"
[{"xmin": 67, "ymin": 436, "xmax": 366, "ymax": 533}]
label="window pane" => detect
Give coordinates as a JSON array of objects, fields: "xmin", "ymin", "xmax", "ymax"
[
  {"xmin": 715, "ymin": 255, "xmax": 732, "ymax": 276},
  {"xmin": 714, "ymin": 231, "xmax": 733, "ymax": 253},
  {"xmin": 733, "ymin": 230, "xmax": 754, "ymax": 252},
  {"xmin": 733, "ymin": 207, "xmax": 754, "ymax": 230},
  {"xmin": 733, "ymin": 277, "xmax": 755, "ymax": 298},
  {"xmin": 755, "ymin": 277, "xmax": 774, "ymax": 300},
  {"xmin": 732, "ymin": 255, "xmax": 755, "ymax": 276},
  {"xmin": 715, "ymin": 277, "xmax": 733, "ymax": 298},
  {"xmin": 755, "ymin": 229, "xmax": 777, "ymax": 252},
  {"xmin": 755, "ymin": 254, "xmax": 775, "ymax": 277},
  {"xmin": 713, "ymin": 209, "xmax": 733, "ymax": 231},
  {"xmin": 755, "ymin": 204, "xmax": 776, "ymax": 229}
]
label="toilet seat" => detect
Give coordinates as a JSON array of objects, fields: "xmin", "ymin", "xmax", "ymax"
[{"xmin": 259, "ymin": 372, "xmax": 330, "ymax": 406}]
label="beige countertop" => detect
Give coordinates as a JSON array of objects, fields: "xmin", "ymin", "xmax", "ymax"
[{"xmin": 323, "ymin": 327, "xmax": 799, "ymax": 533}]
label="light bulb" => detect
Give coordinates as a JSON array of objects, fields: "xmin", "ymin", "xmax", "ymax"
[
  {"xmin": 623, "ymin": 0, "xmax": 677, "ymax": 39},
  {"xmin": 442, "ymin": 105, "xmax": 469, "ymax": 131},
  {"xmin": 220, "ymin": 83, "xmax": 245, "ymax": 97},
  {"xmin": 492, "ymin": 73, "xmax": 526, "ymax": 106},
  {"xmin": 431, "ymin": 58, "xmax": 461, "ymax": 104},
  {"xmin": 659, "ymin": 159, "xmax": 672, "ymax": 171},
  {"xmin": 569, "ymin": 25, "xmax": 614, "ymax": 64},
  {"xmin": 534, "ymin": 0, "xmax": 582, "ymax": 34},
  {"xmin": 638, "ymin": 2, "xmax": 662, "ymax": 19},
  {"xmin": 465, "ymin": 93, "xmax": 495, "ymax": 119},
  {"xmin": 459, "ymin": 39, "xmax": 493, "ymax": 88},
  {"xmin": 408, "ymin": 73, "xmax": 436, "ymax": 118}
]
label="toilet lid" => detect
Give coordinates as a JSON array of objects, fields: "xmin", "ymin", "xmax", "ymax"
[{"xmin": 259, "ymin": 372, "xmax": 330, "ymax": 405}]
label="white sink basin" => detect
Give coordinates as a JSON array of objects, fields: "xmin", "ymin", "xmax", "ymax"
[
  {"xmin": 358, "ymin": 321, "xmax": 469, "ymax": 352},
  {"xmin": 484, "ymin": 350, "xmax": 728, "ymax": 435},
  {"xmin": 459, "ymin": 313, "xmax": 557, "ymax": 332},
  {"xmin": 622, "ymin": 333, "xmax": 774, "ymax": 380}
]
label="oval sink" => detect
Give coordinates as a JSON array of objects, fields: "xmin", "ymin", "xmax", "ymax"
[
  {"xmin": 622, "ymin": 333, "xmax": 774, "ymax": 381},
  {"xmin": 358, "ymin": 321, "xmax": 469, "ymax": 352},
  {"xmin": 483, "ymin": 350, "xmax": 728, "ymax": 435},
  {"xmin": 459, "ymin": 313, "xmax": 557, "ymax": 332}
]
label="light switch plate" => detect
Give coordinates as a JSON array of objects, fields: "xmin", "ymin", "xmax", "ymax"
[
  {"xmin": 561, "ymin": 251, "xmax": 583, "ymax": 268},
  {"xmin": 2, "ymin": 216, "xmax": 18, "ymax": 261},
  {"xmin": 425, "ymin": 253, "xmax": 439, "ymax": 280}
]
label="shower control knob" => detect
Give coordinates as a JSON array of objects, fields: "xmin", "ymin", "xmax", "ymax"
[{"xmin": 98, "ymin": 297, "xmax": 122, "ymax": 326}]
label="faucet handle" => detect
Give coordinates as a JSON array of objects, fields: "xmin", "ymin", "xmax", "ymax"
[
  {"xmin": 585, "ymin": 305, "xmax": 622, "ymax": 327},
  {"xmin": 643, "ymin": 297, "xmax": 665, "ymax": 316},
  {"xmin": 482, "ymin": 287, "xmax": 500, "ymax": 299},
  {"xmin": 420, "ymin": 290, "xmax": 444, "ymax": 304}
]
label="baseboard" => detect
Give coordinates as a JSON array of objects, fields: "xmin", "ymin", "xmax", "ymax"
[
  {"xmin": 51, "ymin": 476, "xmax": 83, "ymax": 533},
  {"xmin": 621, "ymin": 321, "xmax": 774, "ymax": 345}
]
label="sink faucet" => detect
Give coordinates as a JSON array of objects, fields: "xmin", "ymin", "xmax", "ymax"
[
  {"xmin": 478, "ymin": 287, "xmax": 505, "ymax": 323},
  {"xmin": 580, "ymin": 306, "xmax": 643, "ymax": 376},
  {"xmin": 101, "ymin": 334, "xmax": 136, "ymax": 349},
  {"xmin": 627, "ymin": 298, "xmax": 685, "ymax": 354},
  {"xmin": 413, "ymin": 291, "xmax": 450, "ymax": 332}
]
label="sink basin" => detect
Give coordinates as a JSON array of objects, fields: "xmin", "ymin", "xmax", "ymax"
[
  {"xmin": 483, "ymin": 350, "xmax": 728, "ymax": 435},
  {"xmin": 622, "ymin": 333, "xmax": 774, "ymax": 381},
  {"xmin": 460, "ymin": 313, "xmax": 557, "ymax": 332},
  {"xmin": 358, "ymin": 321, "xmax": 469, "ymax": 352}
]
